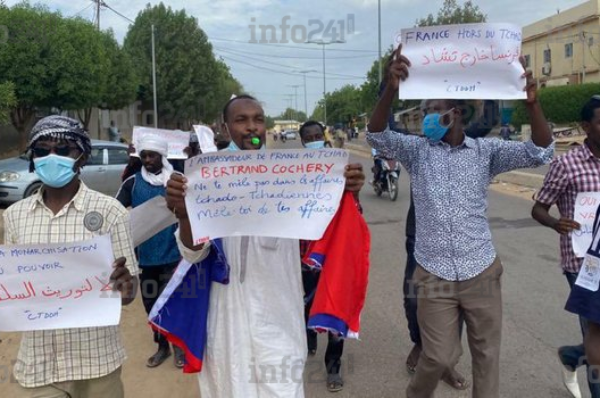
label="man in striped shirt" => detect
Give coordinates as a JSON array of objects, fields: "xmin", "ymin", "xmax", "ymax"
[{"xmin": 532, "ymin": 97, "xmax": 600, "ymax": 398}]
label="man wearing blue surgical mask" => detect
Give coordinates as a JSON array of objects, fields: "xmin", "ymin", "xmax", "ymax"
[
  {"xmin": 298, "ymin": 120, "xmax": 360, "ymax": 392},
  {"xmin": 299, "ymin": 120, "xmax": 328, "ymax": 150},
  {"xmin": 4, "ymin": 115, "xmax": 138, "ymax": 398},
  {"xmin": 368, "ymin": 46, "xmax": 554, "ymax": 398}
]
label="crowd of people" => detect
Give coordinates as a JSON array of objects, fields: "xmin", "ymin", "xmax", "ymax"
[{"xmin": 3, "ymin": 44, "xmax": 600, "ymax": 398}]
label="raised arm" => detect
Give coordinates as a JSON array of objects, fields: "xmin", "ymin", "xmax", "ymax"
[
  {"xmin": 521, "ymin": 56, "xmax": 553, "ymax": 148},
  {"xmin": 368, "ymin": 46, "xmax": 411, "ymax": 133}
]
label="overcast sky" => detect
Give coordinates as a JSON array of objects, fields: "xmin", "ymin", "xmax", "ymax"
[{"xmin": 5, "ymin": 0, "xmax": 586, "ymax": 117}]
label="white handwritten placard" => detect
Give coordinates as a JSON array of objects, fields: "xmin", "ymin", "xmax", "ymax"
[
  {"xmin": 184, "ymin": 149, "xmax": 349, "ymax": 244},
  {"xmin": 573, "ymin": 192, "xmax": 600, "ymax": 258},
  {"xmin": 395, "ymin": 23, "xmax": 525, "ymax": 100},
  {"xmin": 132, "ymin": 126, "xmax": 190, "ymax": 159},
  {"xmin": 0, "ymin": 235, "xmax": 120, "ymax": 332},
  {"xmin": 193, "ymin": 125, "xmax": 218, "ymax": 153}
]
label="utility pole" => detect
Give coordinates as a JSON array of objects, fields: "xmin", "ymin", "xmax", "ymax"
[
  {"xmin": 582, "ymin": 31, "xmax": 587, "ymax": 83},
  {"xmin": 287, "ymin": 84, "xmax": 301, "ymax": 120},
  {"xmin": 93, "ymin": 0, "xmax": 103, "ymax": 139},
  {"xmin": 92, "ymin": 0, "xmax": 102, "ymax": 29},
  {"xmin": 378, "ymin": 0, "xmax": 382, "ymax": 83},
  {"xmin": 152, "ymin": 24, "xmax": 158, "ymax": 128},
  {"xmin": 299, "ymin": 70, "xmax": 317, "ymax": 119},
  {"xmin": 306, "ymin": 40, "xmax": 345, "ymax": 126}
]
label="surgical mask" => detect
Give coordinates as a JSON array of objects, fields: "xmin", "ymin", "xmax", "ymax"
[
  {"xmin": 33, "ymin": 154, "xmax": 79, "ymax": 188},
  {"xmin": 422, "ymin": 109, "xmax": 454, "ymax": 142},
  {"xmin": 304, "ymin": 141, "xmax": 325, "ymax": 149},
  {"xmin": 227, "ymin": 140, "xmax": 241, "ymax": 151}
]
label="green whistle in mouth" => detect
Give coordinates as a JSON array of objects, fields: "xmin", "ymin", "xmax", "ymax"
[{"xmin": 251, "ymin": 137, "xmax": 260, "ymax": 145}]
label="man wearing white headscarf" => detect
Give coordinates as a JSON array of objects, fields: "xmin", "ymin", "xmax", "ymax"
[{"xmin": 116, "ymin": 136, "xmax": 184, "ymax": 368}]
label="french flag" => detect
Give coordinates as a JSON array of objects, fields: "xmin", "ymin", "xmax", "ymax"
[
  {"xmin": 149, "ymin": 239, "xmax": 229, "ymax": 373},
  {"xmin": 303, "ymin": 192, "xmax": 371, "ymax": 340}
]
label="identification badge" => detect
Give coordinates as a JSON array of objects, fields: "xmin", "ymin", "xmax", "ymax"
[{"xmin": 575, "ymin": 253, "xmax": 600, "ymax": 292}]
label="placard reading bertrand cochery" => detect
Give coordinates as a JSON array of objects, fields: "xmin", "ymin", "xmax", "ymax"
[
  {"xmin": 184, "ymin": 149, "xmax": 349, "ymax": 244},
  {"xmin": 0, "ymin": 235, "xmax": 119, "ymax": 332},
  {"xmin": 395, "ymin": 23, "xmax": 525, "ymax": 100}
]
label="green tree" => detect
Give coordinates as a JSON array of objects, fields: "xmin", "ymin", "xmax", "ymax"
[
  {"xmin": 0, "ymin": 81, "xmax": 16, "ymax": 125},
  {"xmin": 206, "ymin": 59, "xmax": 244, "ymax": 124},
  {"xmin": 417, "ymin": 0, "xmax": 487, "ymax": 26},
  {"xmin": 0, "ymin": 3, "xmax": 123, "ymax": 147},
  {"xmin": 274, "ymin": 108, "xmax": 306, "ymax": 122},
  {"xmin": 98, "ymin": 29, "xmax": 139, "ymax": 112},
  {"xmin": 56, "ymin": 16, "xmax": 111, "ymax": 128},
  {"xmin": 124, "ymin": 3, "xmax": 223, "ymax": 127},
  {"xmin": 311, "ymin": 85, "xmax": 362, "ymax": 126},
  {"xmin": 359, "ymin": 47, "xmax": 397, "ymax": 120},
  {"xmin": 0, "ymin": 3, "xmax": 64, "ymax": 148}
]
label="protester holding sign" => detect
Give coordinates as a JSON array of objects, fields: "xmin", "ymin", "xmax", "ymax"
[
  {"xmin": 532, "ymin": 97, "xmax": 600, "ymax": 398},
  {"xmin": 367, "ymin": 44, "xmax": 553, "ymax": 398},
  {"xmin": 298, "ymin": 120, "xmax": 364, "ymax": 392},
  {"xmin": 161, "ymin": 95, "xmax": 364, "ymax": 398},
  {"xmin": 116, "ymin": 136, "xmax": 185, "ymax": 369},
  {"xmin": 2, "ymin": 115, "xmax": 138, "ymax": 398},
  {"xmin": 566, "ymin": 201, "xmax": 600, "ymax": 381}
]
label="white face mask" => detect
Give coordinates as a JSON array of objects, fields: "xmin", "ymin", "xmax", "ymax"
[{"xmin": 304, "ymin": 141, "xmax": 325, "ymax": 149}]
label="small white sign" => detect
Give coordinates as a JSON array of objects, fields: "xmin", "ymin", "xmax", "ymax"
[
  {"xmin": 132, "ymin": 126, "xmax": 190, "ymax": 159},
  {"xmin": 573, "ymin": 192, "xmax": 600, "ymax": 258},
  {"xmin": 0, "ymin": 235, "xmax": 120, "ymax": 332},
  {"xmin": 395, "ymin": 23, "xmax": 525, "ymax": 100}
]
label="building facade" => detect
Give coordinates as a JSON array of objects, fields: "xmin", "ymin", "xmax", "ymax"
[{"xmin": 522, "ymin": 0, "xmax": 600, "ymax": 86}]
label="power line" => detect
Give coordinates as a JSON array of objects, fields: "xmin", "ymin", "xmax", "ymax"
[
  {"xmin": 72, "ymin": 3, "xmax": 94, "ymax": 17},
  {"xmin": 215, "ymin": 47, "xmax": 365, "ymax": 79},
  {"xmin": 215, "ymin": 47, "xmax": 311, "ymax": 71},
  {"xmin": 102, "ymin": 2, "xmax": 135, "ymax": 24},
  {"xmin": 219, "ymin": 53, "xmax": 365, "ymax": 81},
  {"xmin": 210, "ymin": 37, "xmax": 378, "ymax": 53},
  {"xmin": 214, "ymin": 46, "xmax": 375, "ymax": 60}
]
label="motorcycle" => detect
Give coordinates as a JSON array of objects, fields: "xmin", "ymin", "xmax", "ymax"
[{"xmin": 372, "ymin": 157, "xmax": 400, "ymax": 201}]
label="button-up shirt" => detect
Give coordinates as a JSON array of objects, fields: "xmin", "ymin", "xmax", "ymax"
[
  {"xmin": 2, "ymin": 182, "xmax": 138, "ymax": 388},
  {"xmin": 534, "ymin": 142, "xmax": 600, "ymax": 273},
  {"xmin": 368, "ymin": 131, "xmax": 554, "ymax": 281}
]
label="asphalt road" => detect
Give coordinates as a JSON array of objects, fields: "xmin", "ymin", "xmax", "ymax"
[
  {"xmin": 0, "ymin": 139, "xmax": 587, "ymax": 397},
  {"xmin": 276, "ymin": 138, "xmax": 583, "ymax": 398}
]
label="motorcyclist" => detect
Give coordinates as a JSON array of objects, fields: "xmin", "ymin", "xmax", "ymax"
[{"xmin": 371, "ymin": 147, "xmax": 383, "ymax": 185}]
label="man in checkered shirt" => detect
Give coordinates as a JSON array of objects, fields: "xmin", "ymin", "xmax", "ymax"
[
  {"xmin": 532, "ymin": 97, "xmax": 600, "ymax": 398},
  {"xmin": 2, "ymin": 115, "xmax": 138, "ymax": 398}
]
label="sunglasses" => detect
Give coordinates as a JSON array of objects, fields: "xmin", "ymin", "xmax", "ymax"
[{"xmin": 32, "ymin": 146, "xmax": 78, "ymax": 157}]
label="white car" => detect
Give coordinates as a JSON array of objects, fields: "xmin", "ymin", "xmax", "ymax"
[
  {"xmin": 0, "ymin": 140, "xmax": 130, "ymax": 204},
  {"xmin": 282, "ymin": 130, "xmax": 298, "ymax": 140}
]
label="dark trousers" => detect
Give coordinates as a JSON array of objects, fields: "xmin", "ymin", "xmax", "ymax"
[
  {"xmin": 302, "ymin": 270, "xmax": 345, "ymax": 374},
  {"xmin": 139, "ymin": 263, "xmax": 178, "ymax": 348},
  {"xmin": 404, "ymin": 235, "xmax": 421, "ymax": 346},
  {"xmin": 562, "ymin": 272, "xmax": 600, "ymax": 397}
]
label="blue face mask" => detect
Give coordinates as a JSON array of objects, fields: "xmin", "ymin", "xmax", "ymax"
[
  {"xmin": 227, "ymin": 140, "xmax": 241, "ymax": 151},
  {"xmin": 304, "ymin": 141, "xmax": 325, "ymax": 149},
  {"xmin": 33, "ymin": 154, "xmax": 79, "ymax": 188},
  {"xmin": 422, "ymin": 109, "xmax": 454, "ymax": 142}
]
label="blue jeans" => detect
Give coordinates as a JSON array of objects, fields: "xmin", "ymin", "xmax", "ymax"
[{"xmin": 561, "ymin": 272, "xmax": 600, "ymax": 397}]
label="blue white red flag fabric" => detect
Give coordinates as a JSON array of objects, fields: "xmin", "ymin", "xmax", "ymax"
[
  {"xmin": 303, "ymin": 192, "xmax": 371, "ymax": 339},
  {"xmin": 149, "ymin": 239, "xmax": 229, "ymax": 373}
]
